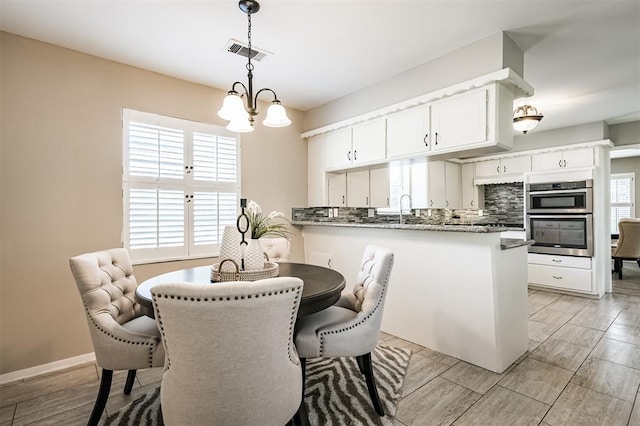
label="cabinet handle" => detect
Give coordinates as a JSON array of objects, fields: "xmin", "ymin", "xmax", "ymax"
[
  {"xmin": 497, "ymin": 165, "xmax": 500, "ymax": 173},
  {"xmin": 564, "ymin": 159, "xmax": 567, "ymax": 167},
  {"xmin": 503, "ymin": 166, "xmax": 507, "ymax": 173},
  {"xmin": 435, "ymin": 132, "xmax": 439, "ymax": 145},
  {"xmin": 552, "ymin": 259, "xmax": 562, "ymax": 263},
  {"xmin": 347, "ymin": 151, "xmax": 351, "ymax": 161},
  {"xmin": 342, "ymin": 195, "xmax": 345, "ymax": 205},
  {"xmin": 354, "ymin": 150, "xmax": 357, "ymax": 161},
  {"xmin": 423, "ymin": 134, "xmax": 429, "ymax": 147},
  {"xmin": 328, "ymin": 259, "xmax": 332, "ymax": 268},
  {"xmin": 430, "ymin": 200, "xmax": 433, "ymax": 207},
  {"xmin": 558, "ymin": 159, "xmax": 562, "ymax": 168},
  {"xmin": 446, "ymin": 200, "xmax": 449, "ymax": 207},
  {"xmin": 386, "ymin": 197, "xmax": 390, "ymax": 207},
  {"xmin": 366, "ymin": 196, "xmax": 369, "ymax": 206},
  {"xmin": 471, "ymin": 200, "xmax": 474, "ymax": 207},
  {"xmin": 552, "ymin": 275, "xmax": 563, "ymax": 279}
]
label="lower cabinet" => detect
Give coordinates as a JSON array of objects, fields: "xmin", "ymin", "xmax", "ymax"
[
  {"xmin": 426, "ymin": 161, "xmax": 461, "ymax": 209},
  {"xmin": 346, "ymin": 170, "xmax": 370, "ymax": 207},
  {"xmin": 461, "ymin": 163, "xmax": 483, "ymax": 209},
  {"xmin": 528, "ymin": 253, "xmax": 593, "ymax": 294},
  {"xmin": 369, "ymin": 167, "xmax": 390, "ymax": 208},
  {"xmin": 327, "ymin": 168, "xmax": 390, "ymax": 208},
  {"xmin": 327, "ymin": 173, "xmax": 346, "ymax": 206}
]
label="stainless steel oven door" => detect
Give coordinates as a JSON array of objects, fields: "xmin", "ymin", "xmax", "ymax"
[
  {"xmin": 526, "ymin": 214, "xmax": 593, "ymax": 257},
  {"xmin": 526, "ymin": 188, "xmax": 593, "ymax": 214}
]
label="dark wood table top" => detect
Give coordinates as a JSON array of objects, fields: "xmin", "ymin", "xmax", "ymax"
[{"xmin": 135, "ymin": 262, "xmax": 346, "ymax": 318}]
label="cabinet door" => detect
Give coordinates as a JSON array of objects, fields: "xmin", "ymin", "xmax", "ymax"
[
  {"xmin": 346, "ymin": 170, "xmax": 370, "ymax": 207},
  {"xmin": 431, "ymin": 89, "xmax": 488, "ymax": 151},
  {"xmin": 386, "ymin": 106, "xmax": 430, "ymax": 158},
  {"xmin": 369, "ymin": 167, "xmax": 390, "ymax": 208},
  {"xmin": 563, "ymin": 148, "xmax": 594, "ymax": 169},
  {"xmin": 531, "ymin": 151, "xmax": 563, "ymax": 172},
  {"xmin": 323, "ymin": 128, "xmax": 353, "ymax": 169},
  {"xmin": 501, "ymin": 155, "xmax": 531, "ymax": 175},
  {"xmin": 327, "ymin": 172, "xmax": 347, "ymax": 206},
  {"xmin": 474, "ymin": 159, "xmax": 502, "ymax": 177},
  {"xmin": 352, "ymin": 119, "xmax": 386, "ymax": 164},
  {"xmin": 445, "ymin": 162, "xmax": 461, "ymax": 209},
  {"xmin": 461, "ymin": 163, "xmax": 478, "ymax": 209},
  {"xmin": 427, "ymin": 161, "xmax": 446, "ymax": 208}
]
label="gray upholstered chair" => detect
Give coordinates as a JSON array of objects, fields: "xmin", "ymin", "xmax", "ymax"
[
  {"xmin": 612, "ymin": 218, "xmax": 640, "ymax": 279},
  {"xmin": 294, "ymin": 245, "xmax": 394, "ymax": 416},
  {"xmin": 151, "ymin": 277, "xmax": 308, "ymax": 426},
  {"xmin": 69, "ymin": 248, "xmax": 164, "ymax": 426},
  {"xmin": 260, "ymin": 237, "xmax": 291, "ymax": 262}
]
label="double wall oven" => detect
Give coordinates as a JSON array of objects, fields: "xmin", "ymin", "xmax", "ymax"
[{"xmin": 526, "ymin": 180, "xmax": 593, "ymax": 257}]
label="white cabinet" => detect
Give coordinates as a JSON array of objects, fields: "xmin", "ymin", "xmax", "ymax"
[
  {"xmin": 352, "ymin": 119, "xmax": 386, "ymax": 165},
  {"xmin": 475, "ymin": 156, "xmax": 531, "ymax": 178},
  {"xmin": 327, "ymin": 172, "xmax": 346, "ymax": 206},
  {"xmin": 461, "ymin": 163, "xmax": 483, "ymax": 209},
  {"xmin": 346, "ymin": 170, "xmax": 370, "ymax": 207},
  {"xmin": 528, "ymin": 253, "xmax": 593, "ymax": 294},
  {"xmin": 431, "ymin": 88, "xmax": 488, "ymax": 152},
  {"xmin": 369, "ymin": 167, "xmax": 390, "ymax": 208},
  {"xmin": 324, "ymin": 120, "xmax": 386, "ymax": 170},
  {"xmin": 307, "ymin": 134, "xmax": 329, "ymax": 206},
  {"xmin": 531, "ymin": 148, "xmax": 594, "ymax": 172},
  {"xmin": 386, "ymin": 106, "xmax": 430, "ymax": 159},
  {"xmin": 426, "ymin": 161, "xmax": 461, "ymax": 208}
]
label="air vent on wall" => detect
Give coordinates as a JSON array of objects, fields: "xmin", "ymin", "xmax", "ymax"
[{"xmin": 223, "ymin": 38, "xmax": 271, "ymax": 62}]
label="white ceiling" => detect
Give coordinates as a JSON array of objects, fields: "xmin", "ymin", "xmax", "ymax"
[{"xmin": 1, "ymin": 0, "xmax": 639, "ymax": 132}]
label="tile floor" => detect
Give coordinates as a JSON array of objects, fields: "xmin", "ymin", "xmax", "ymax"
[{"xmin": 1, "ymin": 264, "xmax": 639, "ymax": 425}]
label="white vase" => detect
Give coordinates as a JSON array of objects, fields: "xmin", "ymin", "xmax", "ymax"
[
  {"xmin": 244, "ymin": 238, "xmax": 265, "ymax": 271},
  {"xmin": 219, "ymin": 225, "xmax": 242, "ymax": 271}
]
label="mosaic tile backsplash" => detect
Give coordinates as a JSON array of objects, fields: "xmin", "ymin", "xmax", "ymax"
[{"xmin": 293, "ymin": 183, "xmax": 525, "ymax": 227}]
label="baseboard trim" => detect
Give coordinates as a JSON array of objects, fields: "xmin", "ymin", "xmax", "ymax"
[{"xmin": 0, "ymin": 352, "xmax": 96, "ymax": 385}]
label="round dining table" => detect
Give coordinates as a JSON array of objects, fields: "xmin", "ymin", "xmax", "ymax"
[{"xmin": 135, "ymin": 262, "xmax": 346, "ymax": 318}]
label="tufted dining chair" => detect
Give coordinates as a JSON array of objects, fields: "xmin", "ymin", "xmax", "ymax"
[
  {"xmin": 260, "ymin": 237, "xmax": 291, "ymax": 262},
  {"xmin": 294, "ymin": 245, "xmax": 394, "ymax": 416},
  {"xmin": 151, "ymin": 277, "xmax": 308, "ymax": 426},
  {"xmin": 69, "ymin": 248, "xmax": 164, "ymax": 426},
  {"xmin": 612, "ymin": 218, "xmax": 640, "ymax": 279}
]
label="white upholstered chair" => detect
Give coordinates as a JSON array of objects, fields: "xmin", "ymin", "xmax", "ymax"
[
  {"xmin": 260, "ymin": 237, "xmax": 291, "ymax": 262},
  {"xmin": 68, "ymin": 248, "xmax": 164, "ymax": 426},
  {"xmin": 612, "ymin": 218, "xmax": 640, "ymax": 279},
  {"xmin": 294, "ymin": 245, "xmax": 394, "ymax": 416},
  {"xmin": 151, "ymin": 277, "xmax": 308, "ymax": 426}
]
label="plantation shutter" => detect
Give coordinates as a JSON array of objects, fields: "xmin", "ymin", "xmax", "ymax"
[
  {"xmin": 123, "ymin": 109, "xmax": 240, "ymax": 263},
  {"xmin": 610, "ymin": 173, "xmax": 635, "ymax": 234}
]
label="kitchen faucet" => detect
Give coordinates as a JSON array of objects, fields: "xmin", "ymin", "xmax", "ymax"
[{"xmin": 399, "ymin": 194, "xmax": 412, "ymax": 224}]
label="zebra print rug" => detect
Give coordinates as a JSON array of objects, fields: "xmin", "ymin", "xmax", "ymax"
[{"xmin": 104, "ymin": 345, "xmax": 411, "ymax": 426}]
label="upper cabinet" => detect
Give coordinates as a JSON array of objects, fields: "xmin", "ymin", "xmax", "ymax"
[
  {"xmin": 324, "ymin": 119, "xmax": 386, "ymax": 170},
  {"xmin": 430, "ymin": 89, "xmax": 488, "ymax": 151},
  {"xmin": 386, "ymin": 106, "xmax": 430, "ymax": 159},
  {"xmin": 369, "ymin": 166, "xmax": 391, "ymax": 208},
  {"xmin": 531, "ymin": 147, "xmax": 594, "ymax": 172},
  {"xmin": 425, "ymin": 161, "xmax": 461, "ymax": 209},
  {"xmin": 474, "ymin": 155, "xmax": 531, "ymax": 179}
]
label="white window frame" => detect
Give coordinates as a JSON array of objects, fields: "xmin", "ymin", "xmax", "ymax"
[
  {"xmin": 610, "ymin": 172, "xmax": 635, "ymax": 234},
  {"xmin": 122, "ymin": 109, "xmax": 241, "ymax": 263}
]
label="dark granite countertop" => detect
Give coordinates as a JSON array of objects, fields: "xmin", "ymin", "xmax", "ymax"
[{"xmin": 292, "ymin": 220, "xmax": 507, "ymax": 233}]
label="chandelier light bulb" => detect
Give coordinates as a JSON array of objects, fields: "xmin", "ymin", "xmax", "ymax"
[
  {"xmin": 217, "ymin": 92, "xmax": 246, "ymax": 121},
  {"xmin": 226, "ymin": 115, "xmax": 254, "ymax": 133},
  {"xmin": 263, "ymin": 101, "xmax": 292, "ymax": 128}
]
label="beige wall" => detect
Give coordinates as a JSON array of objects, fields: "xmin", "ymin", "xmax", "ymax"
[{"xmin": 0, "ymin": 32, "xmax": 307, "ymax": 374}]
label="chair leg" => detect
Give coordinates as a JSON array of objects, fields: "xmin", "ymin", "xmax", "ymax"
[
  {"xmin": 360, "ymin": 352, "xmax": 385, "ymax": 416},
  {"xmin": 293, "ymin": 400, "xmax": 310, "ymax": 426},
  {"xmin": 124, "ymin": 369, "xmax": 137, "ymax": 394},
  {"xmin": 89, "ymin": 369, "xmax": 113, "ymax": 426},
  {"xmin": 356, "ymin": 354, "xmax": 365, "ymax": 374},
  {"xmin": 300, "ymin": 358, "xmax": 306, "ymax": 400},
  {"xmin": 616, "ymin": 259, "xmax": 623, "ymax": 279}
]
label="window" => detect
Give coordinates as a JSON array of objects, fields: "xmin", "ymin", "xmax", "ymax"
[
  {"xmin": 610, "ymin": 172, "xmax": 635, "ymax": 234},
  {"xmin": 378, "ymin": 161, "xmax": 427, "ymax": 213},
  {"xmin": 123, "ymin": 109, "xmax": 240, "ymax": 263}
]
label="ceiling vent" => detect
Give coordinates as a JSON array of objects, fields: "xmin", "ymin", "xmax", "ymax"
[{"xmin": 223, "ymin": 38, "xmax": 271, "ymax": 62}]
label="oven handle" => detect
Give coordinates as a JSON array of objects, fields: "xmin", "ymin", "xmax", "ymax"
[
  {"xmin": 526, "ymin": 214, "xmax": 591, "ymax": 219},
  {"xmin": 527, "ymin": 188, "xmax": 590, "ymax": 196}
]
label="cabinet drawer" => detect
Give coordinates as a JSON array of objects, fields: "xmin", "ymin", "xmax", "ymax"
[
  {"xmin": 528, "ymin": 264, "xmax": 592, "ymax": 293},
  {"xmin": 528, "ymin": 253, "xmax": 591, "ymax": 269}
]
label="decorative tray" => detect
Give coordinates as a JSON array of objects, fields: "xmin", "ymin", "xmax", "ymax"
[{"xmin": 210, "ymin": 259, "xmax": 279, "ymax": 282}]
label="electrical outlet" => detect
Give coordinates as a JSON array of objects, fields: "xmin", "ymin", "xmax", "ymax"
[
  {"xmin": 328, "ymin": 208, "xmax": 334, "ymax": 218},
  {"xmin": 428, "ymin": 209, "xmax": 432, "ymax": 217},
  {"xmin": 415, "ymin": 209, "xmax": 420, "ymax": 217},
  {"xmin": 478, "ymin": 209, "xmax": 484, "ymax": 216},
  {"xmin": 333, "ymin": 207, "xmax": 339, "ymax": 217},
  {"xmin": 368, "ymin": 208, "xmax": 375, "ymax": 218}
]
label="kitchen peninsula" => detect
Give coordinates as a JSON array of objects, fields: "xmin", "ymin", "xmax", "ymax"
[{"xmin": 294, "ymin": 220, "xmax": 533, "ymax": 373}]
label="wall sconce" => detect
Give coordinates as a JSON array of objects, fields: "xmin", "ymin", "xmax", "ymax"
[{"xmin": 513, "ymin": 105, "xmax": 543, "ymax": 134}]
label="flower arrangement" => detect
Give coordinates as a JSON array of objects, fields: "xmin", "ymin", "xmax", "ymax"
[{"xmin": 246, "ymin": 200, "xmax": 290, "ymax": 240}]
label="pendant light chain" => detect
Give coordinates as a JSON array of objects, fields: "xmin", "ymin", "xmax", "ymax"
[{"xmin": 246, "ymin": 10, "xmax": 254, "ymax": 72}]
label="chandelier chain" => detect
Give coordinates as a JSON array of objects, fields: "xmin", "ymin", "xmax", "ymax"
[{"xmin": 246, "ymin": 10, "xmax": 254, "ymax": 72}]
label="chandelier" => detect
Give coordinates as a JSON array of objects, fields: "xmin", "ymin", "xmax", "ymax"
[
  {"xmin": 217, "ymin": 0, "xmax": 291, "ymax": 133},
  {"xmin": 513, "ymin": 105, "xmax": 543, "ymax": 134}
]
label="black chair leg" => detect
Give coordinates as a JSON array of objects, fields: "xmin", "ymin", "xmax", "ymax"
[
  {"xmin": 124, "ymin": 369, "xmax": 137, "ymax": 394},
  {"xmin": 356, "ymin": 354, "xmax": 365, "ymax": 374},
  {"xmin": 89, "ymin": 369, "xmax": 113, "ymax": 426},
  {"xmin": 293, "ymin": 400, "xmax": 310, "ymax": 426},
  {"xmin": 360, "ymin": 352, "xmax": 384, "ymax": 416},
  {"xmin": 616, "ymin": 258, "xmax": 623, "ymax": 279},
  {"xmin": 300, "ymin": 358, "xmax": 306, "ymax": 400}
]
